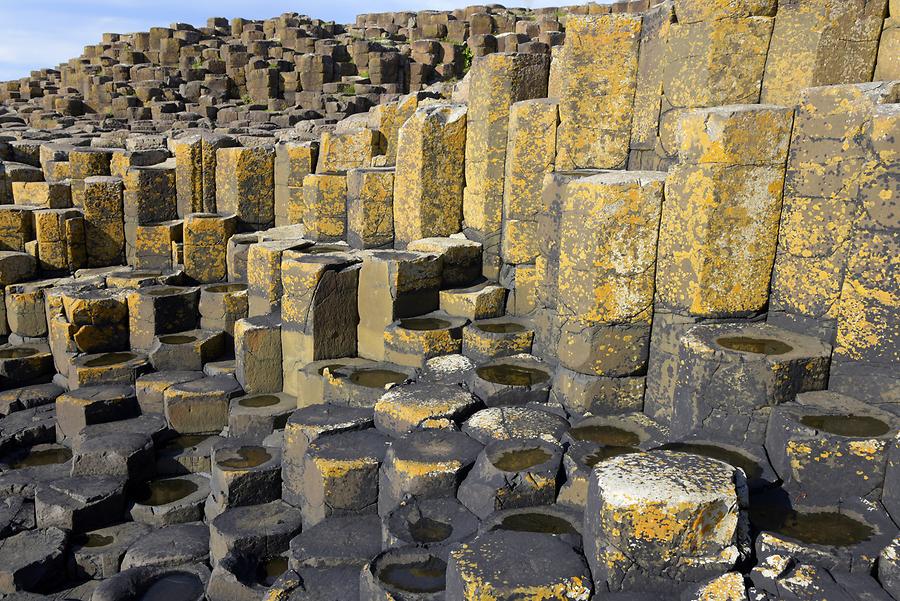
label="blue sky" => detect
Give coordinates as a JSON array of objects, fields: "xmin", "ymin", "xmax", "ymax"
[{"xmin": 0, "ymin": 0, "xmax": 560, "ymax": 81}]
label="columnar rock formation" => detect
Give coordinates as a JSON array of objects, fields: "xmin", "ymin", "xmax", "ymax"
[{"xmin": 0, "ymin": 1, "xmax": 898, "ymax": 600}]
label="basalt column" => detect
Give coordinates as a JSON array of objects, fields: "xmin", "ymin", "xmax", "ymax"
[
  {"xmin": 280, "ymin": 250, "xmax": 361, "ymax": 396},
  {"xmin": 549, "ymin": 14, "xmax": 641, "ymax": 171},
  {"xmin": 172, "ymin": 132, "xmax": 237, "ymax": 216},
  {"xmin": 646, "ymin": 104, "xmax": 794, "ymax": 423},
  {"xmin": 556, "ymin": 171, "xmax": 666, "ymax": 416},
  {"xmin": 216, "ymin": 146, "xmax": 276, "ymax": 231},
  {"xmin": 761, "ymin": 0, "xmax": 887, "ymax": 106},
  {"xmin": 462, "ymin": 53, "xmax": 549, "ymax": 278},
  {"xmin": 830, "ymin": 97, "xmax": 900, "ymax": 400},
  {"xmin": 500, "ymin": 98, "xmax": 558, "ymax": 314},
  {"xmin": 393, "ymin": 103, "xmax": 467, "ymax": 248},
  {"xmin": 769, "ymin": 82, "xmax": 899, "ymax": 357}
]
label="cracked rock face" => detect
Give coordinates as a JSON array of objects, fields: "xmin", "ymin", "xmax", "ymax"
[{"xmin": 585, "ymin": 450, "xmax": 749, "ymax": 593}]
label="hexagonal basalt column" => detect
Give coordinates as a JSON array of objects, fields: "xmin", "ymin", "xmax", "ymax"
[
  {"xmin": 55, "ymin": 384, "xmax": 140, "ymax": 442},
  {"xmin": 671, "ymin": 322, "xmax": 831, "ymax": 445},
  {"xmin": 457, "ymin": 437, "xmax": 562, "ymax": 519},
  {"xmin": 585, "ymin": 450, "xmax": 748, "ymax": 593},
  {"xmin": 751, "ymin": 488, "xmax": 897, "ymax": 575},
  {"xmin": 199, "ymin": 283, "xmax": 248, "ymax": 341},
  {"xmin": 209, "ymin": 500, "xmax": 302, "ymax": 568},
  {"xmin": 280, "ymin": 250, "xmax": 361, "ymax": 376},
  {"xmin": 463, "ymin": 53, "xmax": 549, "ymax": 276},
  {"xmin": 183, "ymin": 213, "xmax": 238, "ymax": 284},
  {"xmin": 469, "ymin": 354, "xmax": 552, "ymax": 407},
  {"xmin": 163, "ymin": 375, "xmax": 242, "ymax": 434},
  {"xmin": 382, "ymin": 497, "xmax": 479, "ymax": 558},
  {"xmin": 556, "ymin": 170, "xmax": 665, "ymax": 377},
  {"xmin": 208, "ymin": 442, "xmax": 282, "ymax": 518},
  {"xmin": 129, "ymin": 473, "xmax": 210, "ymax": 526},
  {"xmin": 347, "ymin": 167, "xmax": 395, "ymax": 250},
  {"xmin": 246, "ymin": 239, "xmax": 311, "ymax": 317},
  {"xmin": 323, "ymin": 362, "xmax": 416, "ymax": 409},
  {"xmin": 127, "ymin": 285, "xmax": 200, "ymax": 351},
  {"xmin": 82, "ymin": 176, "xmax": 125, "ymax": 267},
  {"xmin": 297, "ymin": 428, "xmax": 390, "ymax": 527},
  {"xmin": 302, "ymin": 172, "xmax": 348, "ymax": 243},
  {"xmin": 61, "ymin": 288, "xmax": 129, "ymax": 354},
  {"xmin": 378, "ymin": 429, "xmax": 483, "ymax": 516},
  {"xmin": 462, "ymin": 406, "xmax": 570, "ymax": 446},
  {"xmin": 234, "ymin": 314, "xmax": 282, "ymax": 395},
  {"xmin": 357, "ymin": 249, "xmax": 441, "ymax": 362},
  {"xmin": 766, "ymin": 391, "xmax": 898, "ymax": 504},
  {"xmin": 227, "ymin": 392, "xmax": 294, "ymax": 443},
  {"xmin": 215, "ymin": 146, "xmax": 275, "ymax": 231},
  {"xmin": 446, "ymin": 530, "xmax": 593, "ymax": 600},
  {"xmin": 374, "ymin": 382, "xmax": 482, "ymax": 438},
  {"xmin": 281, "ymin": 403, "xmax": 374, "ymax": 507},
  {"xmin": 393, "ymin": 103, "xmax": 467, "ymax": 248},
  {"xmin": 383, "ymin": 311, "xmax": 467, "ymax": 368},
  {"xmin": 360, "ymin": 547, "xmax": 448, "ymax": 601},
  {"xmin": 655, "ymin": 105, "xmax": 794, "ymax": 318},
  {"xmin": 69, "ymin": 352, "xmax": 152, "ymax": 390},
  {"xmin": 462, "ymin": 318, "xmax": 534, "ymax": 364},
  {"xmin": 148, "ymin": 329, "xmax": 225, "ymax": 372},
  {"xmin": 550, "ymin": 14, "xmax": 641, "ymax": 172}
]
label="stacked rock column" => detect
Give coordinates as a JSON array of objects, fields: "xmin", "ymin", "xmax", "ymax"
[
  {"xmin": 393, "ymin": 103, "xmax": 467, "ymax": 248},
  {"xmin": 555, "ymin": 171, "xmax": 665, "ymax": 418},
  {"xmin": 656, "ymin": 1, "xmax": 775, "ymax": 161},
  {"xmin": 462, "ymin": 52, "xmax": 549, "ymax": 278},
  {"xmin": 215, "ymin": 146, "xmax": 276, "ymax": 231},
  {"xmin": 500, "ymin": 98, "xmax": 558, "ymax": 316},
  {"xmin": 646, "ymin": 104, "xmax": 794, "ymax": 423},
  {"xmin": 82, "ymin": 176, "xmax": 125, "ymax": 267},
  {"xmin": 768, "ymin": 82, "xmax": 900, "ymax": 403}
]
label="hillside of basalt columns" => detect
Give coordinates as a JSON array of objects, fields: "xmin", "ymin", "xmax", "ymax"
[{"xmin": 0, "ymin": 0, "xmax": 898, "ymax": 598}]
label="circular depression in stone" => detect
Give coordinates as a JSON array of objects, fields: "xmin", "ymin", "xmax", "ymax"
[
  {"xmin": 398, "ymin": 317, "xmax": 452, "ymax": 331},
  {"xmin": 84, "ymin": 352, "xmax": 138, "ymax": 367},
  {"xmin": 655, "ymin": 442, "xmax": 763, "ymax": 480},
  {"xmin": 238, "ymin": 394, "xmax": 281, "ymax": 408},
  {"xmin": 301, "ymin": 245, "xmax": 348, "ymax": 255},
  {"xmin": 408, "ymin": 517, "xmax": 453, "ymax": 543},
  {"xmin": 378, "ymin": 555, "xmax": 447, "ymax": 594},
  {"xmin": 799, "ymin": 414, "xmax": 890, "ymax": 437},
  {"xmin": 0, "ymin": 347, "xmax": 38, "ymax": 359},
  {"xmin": 216, "ymin": 446, "xmax": 271, "ymax": 470},
  {"xmin": 583, "ymin": 445, "xmax": 639, "ymax": 467},
  {"xmin": 349, "ymin": 368, "xmax": 408, "ymax": 388},
  {"xmin": 493, "ymin": 512, "xmax": 578, "ymax": 535},
  {"xmin": 12, "ymin": 445, "xmax": 72, "ymax": 468},
  {"xmin": 318, "ymin": 362, "xmax": 348, "ymax": 375},
  {"xmin": 256, "ymin": 556, "xmax": 288, "ymax": 587},
  {"xmin": 161, "ymin": 434, "xmax": 212, "ymax": 451},
  {"xmin": 750, "ymin": 506, "xmax": 874, "ymax": 547},
  {"xmin": 158, "ymin": 334, "xmax": 197, "ymax": 345},
  {"xmin": 491, "ymin": 447, "xmax": 551, "ymax": 472},
  {"xmin": 135, "ymin": 478, "xmax": 199, "ymax": 506},
  {"xmin": 475, "ymin": 322, "xmax": 526, "ymax": 334},
  {"xmin": 139, "ymin": 571, "xmax": 205, "ymax": 601},
  {"xmin": 73, "ymin": 532, "xmax": 116, "ymax": 548},
  {"xmin": 716, "ymin": 336, "xmax": 793, "ymax": 355},
  {"xmin": 568, "ymin": 424, "xmax": 640, "ymax": 447},
  {"xmin": 143, "ymin": 286, "xmax": 184, "ymax": 297},
  {"xmin": 475, "ymin": 364, "xmax": 550, "ymax": 386},
  {"xmin": 205, "ymin": 283, "xmax": 247, "ymax": 293}
]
